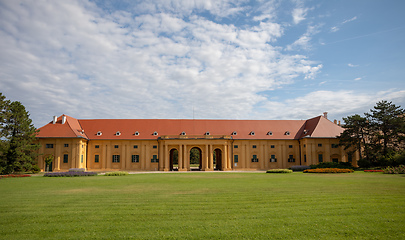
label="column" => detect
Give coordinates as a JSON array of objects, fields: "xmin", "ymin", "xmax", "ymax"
[
  {"xmin": 280, "ymin": 143, "xmax": 285, "ymax": 168},
  {"xmin": 122, "ymin": 144, "xmax": 126, "ymax": 170},
  {"xmin": 141, "ymin": 143, "xmax": 145, "ymax": 170},
  {"xmin": 145, "ymin": 144, "xmax": 150, "ymax": 170},
  {"xmin": 178, "ymin": 144, "xmax": 183, "ymax": 171},
  {"xmin": 227, "ymin": 142, "xmax": 232, "ymax": 170},
  {"xmin": 208, "ymin": 144, "xmax": 213, "ymax": 171},
  {"xmin": 260, "ymin": 143, "xmax": 265, "ymax": 170},
  {"xmin": 106, "ymin": 143, "xmax": 111, "ymax": 170},
  {"xmin": 55, "ymin": 140, "xmax": 61, "ymax": 171},
  {"xmin": 311, "ymin": 143, "xmax": 316, "ymax": 165},
  {"xmin": 203, "ymin": 144, "xmax": 208, "ymax": 170},
  {"xmin": 264, "ymin": 143, "xmax": 269, "ymax": 170},
  {"xmin": 183, "ymin": 144, "xmax": 187, "ymax": 171},
  {"xmin": 164, "ymin": 144, "xmax": 169, "ymax": 171},
  {"xmin": 223, "ymin": 144, "xmax": 228, "ymax": 170},
  {"xmin": 245, "ymin": 143, "xmax": 250, "ymax": 170},
  {"xmin": 158, "ymin": 142, "xmax": 163, "ymax": 171}
]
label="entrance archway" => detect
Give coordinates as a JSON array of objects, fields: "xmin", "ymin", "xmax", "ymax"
[
  {"xmin": 190, "ymin": 147, "xmax": 202, "ymax": 171},
  {"xmin": 214, "ymin": 148, "xmax": 222, "ymax": 170},
  {"xmin": 169, "ymin": 148, "xmax": 178, "ymax": 171}
]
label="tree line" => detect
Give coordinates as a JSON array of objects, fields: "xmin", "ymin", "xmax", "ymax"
[
  {"xmin": 0, "ymin": 93, "xmax": 40, "ymax": 174},
  {"xmin": 339, "ymin": 100, "xmax": 405, "ymax": 168}
]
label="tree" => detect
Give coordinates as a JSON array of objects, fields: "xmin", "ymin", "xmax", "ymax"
[
  {"xmin": 366, "ymin": 100, "xmax": 405, "ymax": 160},
  {"xmin": 339, "ymin": 114, "xmax": 372, "ymax": 164},
  {"xmin": 0, "ymin": 93, "xmax": 40, "ymax": 174}
]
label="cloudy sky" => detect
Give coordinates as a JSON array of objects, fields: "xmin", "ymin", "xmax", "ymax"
[{"xmin": 1, "ymin": 0, "xmax": 404, "ymax": 127}]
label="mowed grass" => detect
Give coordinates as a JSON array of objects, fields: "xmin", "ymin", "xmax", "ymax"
[{"xmin": 0, "ymin": 172, "xmax": 404, "ymax": 239}]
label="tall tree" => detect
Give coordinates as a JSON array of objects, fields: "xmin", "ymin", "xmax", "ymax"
[
  {"xmin": 339, "ymin": 114, "xmax": 371, "ymax": 162},
  {"xmin": 0, "ymin": 94, "xmax": 40, "ymax": 174},
  {"xmin": 366, "ymin": 100, "xmax": 405, "ymax": 158}
]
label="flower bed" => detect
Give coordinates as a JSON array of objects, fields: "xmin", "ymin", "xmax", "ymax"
[
  {"xmin": 0, "ymin": 174, "xmax": 31, "ymax": 179},
  {"xmin": 44, "ymin": 171, "xmax": 97, "ymax": 177},
  {"xmin": 303, "ymin": 168, "xmax": 354, "ymax": 173},
  {"xmin": 266, "ymin": 169, "xmax": 293, "ymax": 173},
  {"xmin": 364, "ymin": 170, "xmax": 384, "ymax": 172},
  {"xmin": 383, "ymin": 166, "xmax": 405, "ymax": 174}
]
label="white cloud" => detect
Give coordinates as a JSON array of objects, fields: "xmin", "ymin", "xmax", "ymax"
[
  {"xmin": 330, "ymin": 16, "xmax": 357, "ymax": 32},
  {"xmin": 354, "ymin": 77, "xmax": 362, "ymax": 81},
  {"xmin": 348, "ymin": 63, "xmax": 359, "ymax": 67},
  {"xmin": 292, "ymin": 8, "xmax": 308, "ymax": 24},
  {"xmin": 286, "ymin": 24, "xmax": 321, "ymax": 51},
  {"xmin": 0, "ymin": 0, "xmax": 324, "ymax": 127}
]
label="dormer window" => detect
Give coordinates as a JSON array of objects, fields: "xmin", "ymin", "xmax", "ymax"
[
  {"xmin": 232, "ymin": 131, "xmax": 237, "ymax": 135},
  {"xmin": 153, "ymin": 131, "xmax": 158, "ymax": 136},
  {"xmin": 180, "ymin": 131, "xmax": 186, "ymax": 136},
  {"xmin": 267, "ymin": 131, "xmax": 273, "ymax": 136},
  {"xmin": 250, "ymin": 131, "xmax": 255, "ymax": 136},
  {"xmin": 97, "ymin": 131, "xmax": 102, "ymax": 136},
  {"xmin": 285, "ymin": 131, "xmax": 290, "ymax": 136},
  {"xmin": 115, "ymin": 131, "xmax": 121, "ymax": 136},
  {"xmin": 303, "ymin": 130, "xmax": 308, "ymax": 134},
  {"xmin": 205, "ymin": 132, "xmax": 210, "ymax": 135},
  {"xmin": 135, "ymin": 131, "xmax": 140, "ymax": 136}
]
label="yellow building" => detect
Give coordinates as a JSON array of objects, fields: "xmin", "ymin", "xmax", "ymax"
[{"xmin": 36, "ymin": 114, "xmax": 357, "ymax": 172}]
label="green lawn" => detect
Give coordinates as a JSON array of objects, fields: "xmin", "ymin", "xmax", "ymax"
[{"xmin": 0, "ymin": 172, "xmax": 404, "ymax": 239}]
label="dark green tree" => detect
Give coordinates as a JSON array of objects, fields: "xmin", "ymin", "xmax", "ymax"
[
  {"xmin": 339, "ymin": 114, "xmax": 372, "ymax": 165},
  {"xmin": 366, "ymin": 100, "xmax": 405, "ymax": 160},
  {"xmin": 0, "ymin": 94, "xmax": 40, "ymax": 174}
]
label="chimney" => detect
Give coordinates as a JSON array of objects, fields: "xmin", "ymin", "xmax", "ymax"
[
  {"xmin": 334, "ymin": 119, "xmax": 337, "ymax": 124},
  {"xmin": 62, "ymin": 115, "xmax": 67, "ymax": 124},
  {"xmin": 52, "ymin": 116, "xmax": 57, "ymax": 124},
  {"xmin": 338, "ymin": 120, "xmax": 341, "ymax": 126},
  {"xmin": 323, "ymin": 112, "xmax": 328, "ymax": 119}
]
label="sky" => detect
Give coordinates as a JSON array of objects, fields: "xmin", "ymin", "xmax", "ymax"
[{"xmin": 0, "ymin": 0, "xmax": 404, "ymax": 128}]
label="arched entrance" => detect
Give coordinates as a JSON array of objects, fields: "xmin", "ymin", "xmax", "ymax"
[
  {"xmin": 169, "ymin": 148, "xmax": 178, "ymax": 171},
  {"xmin": 190, "ymin": 147, "xmax": 202, "ymax": 171},
  {"xmin": 214, "ymin": 148, "xmax": 222, "ymax": 170}
]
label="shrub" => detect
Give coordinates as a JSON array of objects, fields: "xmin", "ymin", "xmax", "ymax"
[
  {"xmin": 31, "ymin": 165, "xmax": 41, "ymax": 174},
  {"xmin": 364, "ymin": 170, "xmax": 384, "ymax": 172},
  {"xmin": 266, "ymin": 169, "xmax": 293, "ymax": 173},
  {"xmin": 44, "ymin": 171, "xmax": 97, "ymax": 177},
  {"xmin": 290, "ymin": 165, "xmax": 311, "ymax": 171},
  {"xmin": 69, "ymin": 168, "xmax": 86, "ymax": 172},
  {"xmin": 310, "ymin": 162, "xmax": 354, "ymax": 169},
  {"xmin": 304, "ymin": 168, "xmax": 354, "ymax": 173},
  {"xmin": 383, "ymin": 165, "xmax": 405, "ymax": 174},
  {"xmin": 104, "ymin": 171, "xmax": 129, "ymax": 176}
]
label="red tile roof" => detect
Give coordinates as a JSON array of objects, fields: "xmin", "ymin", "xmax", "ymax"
[{"xmin": 36, "ymin": 115, "xmax": 344, "ymax": 140}]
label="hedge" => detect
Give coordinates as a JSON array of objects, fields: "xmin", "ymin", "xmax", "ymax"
[
  {"xmin": 104, "ymin": 171, "xmax": 129, "ymax": 176},
  {"xmin": 303, "ymin": 168, "xmax": 354, "ymax": 173},
  {"xmin": 266, "ymin": 169, "xmax": 293, "ymax": 173}
]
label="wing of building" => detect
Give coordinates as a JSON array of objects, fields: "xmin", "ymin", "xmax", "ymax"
[{"xmin": 36, "ymin": 115, "xmax": 357, "ymax": 172}]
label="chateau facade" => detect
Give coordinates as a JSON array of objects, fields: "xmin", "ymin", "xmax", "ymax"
[{"xmin": 36, "ymin": 115, "xmax": 358, "ymax": 172}]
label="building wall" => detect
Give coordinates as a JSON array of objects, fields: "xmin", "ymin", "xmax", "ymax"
[{"xmin": 37, "ymin": 137, "xmax": 357, "ymax": 172}]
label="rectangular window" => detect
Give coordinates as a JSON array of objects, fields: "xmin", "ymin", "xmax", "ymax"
[
  {"xmin": 114, "ymin": 145, "xmax": 119, "ymax": 149},
  {"xmin": 63, "ymin": 154, "xmax": 68, "ymax": 163},
  {"xmin": 234, "ymin": 155, "xmax": 238, "ymax": 163},
  {"xmin": 270, "ymin": 145, "xmax": 275, "ymax": 148},
  {"xmin": 95, "ymin": 145, "xmax": 100, "ymax": 148},
  {"xmin": 304, "ymin": 144, "xmax": 306, "ymax": 148},
  {"xmin": 112, "ymin": 155, "xmax": 120, "ymax": 163},
  {"xmin": 270, "ymin": 155, "xmax": 276, "ymax": 162},
  {"xmin": 81, "ymin": 155, "xmax": 83, "ymax": 163},
  {"xmin": 234, "ymin": 145, "xmax": 238, "ymax": 149},
  {"xmin": 153, "ymin": 145, "xmax": 157, "ymax": 149},
  {"xmin": 251, "ymin": 155, "xmax": 258, "ymax": 162},
  {"xmin": 95, "ymin": 155, "xmax": 99, "ymax": 163},
  {"xmin": 289, "ymin": 145, "xmax": 293, "ymax": 148},
  {"xmin": 252, "ymin": 145, "xmax": 257, "ymax": 149},
  {"xmin": 318, "ymin": 143, "xmax": 322, "ymax": 147},
  {"xmin": 64, "ymin": 144, "xmax": 69, "ymax": 147},
  {"xmin": 45, "ymin": 144, "xmax": 54, "ymax": 148},
  {"xmin": 133, "ymin": 145, "xmax": 138, "ymax": 149},
  {"xmin": 151, "ymin": 155, "xmax": 158, "ymax": 163},
  {"xmin": 348, "ymin": 153, "xmax": 353, "ymax": 163},
  {"xmin": 304, "ymin": 155, "xmax": 307, "ymax": 163},
  {"xmin": 318, "ymin": 154, "xmax": 323, "ymax": 163},
  {"xmin": 331, "ymin": 144, "xmax": 339, "ymax": 148},
  {"xmin": 288, "ymin": 155, "xmax": 295, "ymax": 162},
  {"xmin": 132, "ymin": 155, "xmax": 139, "ymax": 163}
]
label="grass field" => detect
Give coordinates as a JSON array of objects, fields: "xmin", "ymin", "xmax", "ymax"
[{"xmin": 0, "ymin": 172, "xmax": 404, "ymax": 239}]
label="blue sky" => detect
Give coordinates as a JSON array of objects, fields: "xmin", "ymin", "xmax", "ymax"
[{"xmin": 0, "ymin": 0, "xmax": 404, "ymax": 127}]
